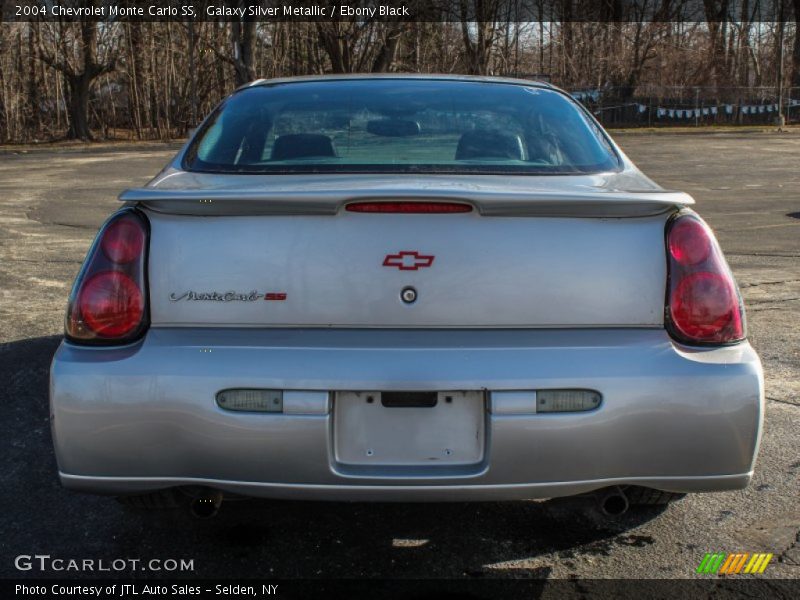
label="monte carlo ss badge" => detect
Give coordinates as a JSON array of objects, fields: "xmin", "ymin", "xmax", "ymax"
[{"xmin": 169, "ymin": 290, "xmax": 287, "ymax": 302}]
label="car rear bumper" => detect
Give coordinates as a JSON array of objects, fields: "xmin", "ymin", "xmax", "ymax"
[{"xmin": 50, "ymin": 328, "xmax": 764, "ymax": 500}]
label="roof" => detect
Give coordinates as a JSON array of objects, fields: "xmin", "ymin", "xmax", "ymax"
[{"xmin": 240, "ymin": 73, "xmax": 556, "ymax": 91}]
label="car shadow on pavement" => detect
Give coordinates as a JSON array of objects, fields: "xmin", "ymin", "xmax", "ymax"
[{"xmin": 1, "ymin": 334, "xmax": 669, "ymax": 583}]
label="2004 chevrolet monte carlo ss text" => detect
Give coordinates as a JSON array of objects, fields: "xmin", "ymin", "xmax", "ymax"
[{"xmin": 49, "ymin": 75, "xmax": 763, "ymax": 518}]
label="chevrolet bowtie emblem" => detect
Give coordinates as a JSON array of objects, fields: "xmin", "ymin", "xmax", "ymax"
[{"xmin": 383, "ymin": 251, "xmax": 435, "ymax": 271}]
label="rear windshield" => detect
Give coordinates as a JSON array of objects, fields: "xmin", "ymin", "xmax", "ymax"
[{"xmin": 184, "ymin": 79, "xmax": 620, "ymax": 175}]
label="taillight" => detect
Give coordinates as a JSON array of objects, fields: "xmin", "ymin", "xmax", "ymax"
[
  {"xmin": 100, "ymin": 218, "xmax": 145, "ymax": 263},
  {"xmin": 665, "ymin": 212, "xmax": 744, "ymax": 345},
  {"xmin": 65, "ymin": 209, "xmax": 149, "ymax": 344},
  {"xmin": 346, "ymin": 201, "xmax": 473, "ymax": 213}
]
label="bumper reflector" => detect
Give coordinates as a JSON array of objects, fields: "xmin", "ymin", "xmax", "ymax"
[
  {"xmin": 217, "ymin": 389, "xmax": 283, "ymax": 412},
  {"xmin": 537, "ymin": 390, "xmax": 601, "ymax": 413}
]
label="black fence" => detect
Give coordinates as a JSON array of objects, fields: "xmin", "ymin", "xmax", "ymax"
[{"xmin": 570, "ymin": 86, "xmax": 800, "ymax": 127}]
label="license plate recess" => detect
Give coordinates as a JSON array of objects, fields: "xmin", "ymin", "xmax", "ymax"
[{"xmin": 333, "ymin": 391, "xmax": 485, "ymax": 466}]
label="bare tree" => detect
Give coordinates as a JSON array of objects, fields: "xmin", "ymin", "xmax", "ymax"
[
  {"xmin": 315, "ymin": 21, "xmax": 404, "ymax": 73},
  {"xmin": 371, "ymin": 25, "xmax": 405, "ymax": 72},
  {"xmin": 38, "ymin": 11, "xmax": 117, "ymax": 140},
  {"xmin": 230, "ymin": 10, "xmax": 257, "ymax": 86},
  {"xmin": 792, "ymin": 0, "xmax": 800, "ymax": 87},
  {"xmin": 703, "ymin": 0, "xmax": 733, "ymax": 93},
  {"xmin": 460, "ymin": 0, "xmax": 501, "ymax": 74},
  {"xmin": 1, "ymin": 10, "xmax": 798, "ymax": 143}
]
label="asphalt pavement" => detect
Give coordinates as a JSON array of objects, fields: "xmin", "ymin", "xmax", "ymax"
[{"xmin": 0, "ymin": 133, "xmax": 797, "ymax": 582}]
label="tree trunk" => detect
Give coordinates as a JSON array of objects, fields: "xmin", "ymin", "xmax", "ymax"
[
  {"xmin": 460, "ymin": 1, "xmax": 499, "ymax": 75},
  {"xmin": 316, "ymin": 23, "xmax": 347, "ymax": 73},
  {"xmin": 231, "ymin": 18, "xmax": 257, "ymax": 86},
  {"xmin": 27, "ymin": 24, "xmax": 39, "ymax": 132},
  {"xmin": 371, "ymin": 26, "xmax": 403, "ymax": 72},
  {"xmin": 37, "ymin": 17, "xmax": 116, "ymax": 141},
  {"xmin": 66, "ymin": 74, "xmax": 92, "ymax": 140},
  {"xmin": 791, "ymin": 0, "xmax": 800, "ymax": 88},
  {"xmin": 126, "ymin": 23, "xmax": 143, "ymax": 139},
  {"xmin": 703, "ymin": 0, "xmax": 732, "ymax": 93}
]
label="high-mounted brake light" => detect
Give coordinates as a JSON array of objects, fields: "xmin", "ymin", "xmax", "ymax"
[
  {"xmin": 65, "ymin": 209, "xmax": 149, "ymax": 344},
  {"xmin": 346, "ymin": 201, "xmax": 473, "ymax": 214},
  {"xmin": 665, "ymin": 212, "xmax": 744, "ymax": 345}
]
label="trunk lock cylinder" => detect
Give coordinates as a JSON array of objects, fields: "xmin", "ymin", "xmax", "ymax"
[{"xmin": 401, "ymin": 286, "xmax": 417, "ymax": 304}]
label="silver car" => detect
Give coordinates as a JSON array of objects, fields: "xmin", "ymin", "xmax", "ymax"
[{"xmin": 50, "ymin": 75, "xmax": 763, "ymax": 518}]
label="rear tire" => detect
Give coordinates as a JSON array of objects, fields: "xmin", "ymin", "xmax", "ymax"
[
  {"xmin": 116, "ymin": 489, "xmax": 186, "ymax": 510},
  {"xmin": 624, "ymin": 486, "xmax": 686, "ymax": 506}
]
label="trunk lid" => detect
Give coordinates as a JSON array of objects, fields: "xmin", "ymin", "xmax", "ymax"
[
  {"xmin": 145, "ymin": 209, "xmax": 670, "ymax": 329},
  {"xmin": 138, "ymin": 171, "xmax": 683, "ymax": 329}
]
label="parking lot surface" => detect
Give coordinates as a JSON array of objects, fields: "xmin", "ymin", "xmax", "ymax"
[{"xmin": 0, "ymin": 133, "xmax": 798, "ymax": 580}]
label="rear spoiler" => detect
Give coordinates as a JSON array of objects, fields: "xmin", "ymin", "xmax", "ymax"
[{"xmin": 119, "ymin": 188, "xmax": 693, "ymax": 218}]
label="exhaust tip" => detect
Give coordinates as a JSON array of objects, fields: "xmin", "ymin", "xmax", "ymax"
[
  {"xmin": 189, "ymin": 491, "xmax": 223, "ymax": 519},
  {"xmin": 598, "ymin": 487, "xmax": 629, "ymax": 517}
]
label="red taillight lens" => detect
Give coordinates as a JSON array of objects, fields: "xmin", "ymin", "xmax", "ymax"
[
  {"xmin": 65, "ymin": 210, "xmax": 149, "ymax": 344},
  {"xmin": 665, "ymin": 213, "xmax": 744, "ymax": 345},
  {"xmin": 78, "ymin": 272, "xmax": 144, "ymax": 337},
  {"xmin": 101, "ymin": 218, "xmax": 145, "ymax": 263},
  {"xmin": 668, "ymin": 217, "xmax": 711, "ymax": 265},
  {"xmin": 346, "ymin": 201, "xmax": 473, "ymax": 214},
  {"xmin": 670, "ymin": 272, "xmax": 742, "ymax": 341}
]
